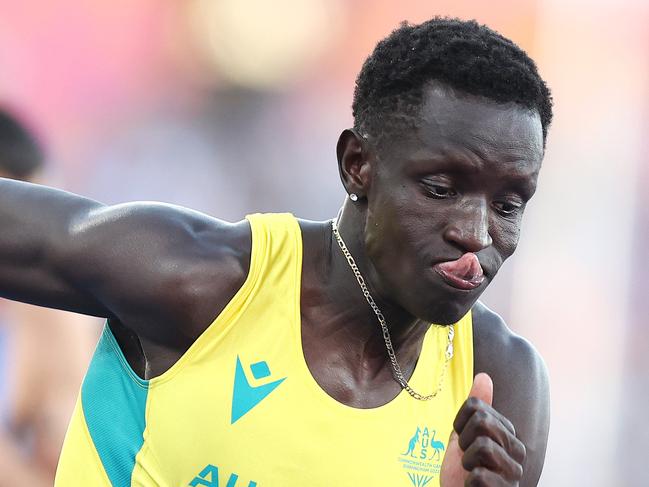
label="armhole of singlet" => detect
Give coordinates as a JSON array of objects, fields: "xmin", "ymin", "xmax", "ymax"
[{"xmin": 148, "ymin": 215, "xmax": 267, "ymax": 386}]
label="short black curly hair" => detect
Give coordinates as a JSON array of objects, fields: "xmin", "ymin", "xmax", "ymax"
[{"xmin": 352, "ymin": 17, "xmax": 553, "ymax": 147}]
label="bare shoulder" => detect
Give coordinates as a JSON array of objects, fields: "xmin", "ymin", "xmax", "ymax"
[
  {"xmin": 63, "ymin": 201, "xmax": 252, "ymax": 342},
  {"xmin": 472, "ymin": 300, "xmax": 548, "ymax": 391},
  {"xmin": 70, "ymin": 201, "xmax": 248, "ymax": 249},
  {"xmin": 471, "ymin": 300, "xmax": 550, "ymax": 486}
]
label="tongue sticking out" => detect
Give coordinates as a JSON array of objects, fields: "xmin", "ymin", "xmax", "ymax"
[{"xmin": 433, "ymin": 253, "xmax": 484, "ymax": 290}]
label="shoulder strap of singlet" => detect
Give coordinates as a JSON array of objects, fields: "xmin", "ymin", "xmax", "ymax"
[{"xmin": 149, "ymin": 212, "xmax": 300, "ymax": 386}]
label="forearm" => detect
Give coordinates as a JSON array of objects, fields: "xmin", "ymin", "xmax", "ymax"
[{"xmin": 0, "ymin": 177, "xmax": 104, "ymax": 312}]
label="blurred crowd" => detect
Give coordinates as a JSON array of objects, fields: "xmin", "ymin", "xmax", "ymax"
[{"xmin": 0, "ymin": 1, "xmax": 647, "ymax": 485}]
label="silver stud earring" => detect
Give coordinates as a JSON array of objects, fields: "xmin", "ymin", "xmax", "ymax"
[{"xmin": 349, "ymin": 193, "xmax": 358, "ymax": 202}]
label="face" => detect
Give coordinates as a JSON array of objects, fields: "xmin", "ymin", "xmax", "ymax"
[{"xmin": 357, "ymin": 85, "xmax": 544, "ymax": 324}]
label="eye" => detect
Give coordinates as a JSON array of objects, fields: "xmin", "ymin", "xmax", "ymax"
[
  {"xmin": 493, "ymin": 200, "xmax": 523, "ymax": 216},
  {"xmin": 422, "ymin": 183, "xmax": 458, "ymax": 199}
]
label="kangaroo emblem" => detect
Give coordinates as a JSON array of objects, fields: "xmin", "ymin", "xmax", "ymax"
[{"xmin": 403, "ymin": 426, "xmax": 421, "ymax": 457}]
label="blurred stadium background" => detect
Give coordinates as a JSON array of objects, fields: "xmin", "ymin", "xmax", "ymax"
[{"xmin": 0, "ymin": 0, "xmax": 647, "ymax": 485}]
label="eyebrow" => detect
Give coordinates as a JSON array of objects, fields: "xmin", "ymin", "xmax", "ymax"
[
  {"xmin": 407, "ymin": 153, "xmax": 539, "ymax": 199},
  {"xmin": 406, "ymin": 152, "xmax": 484, "ymax": 174},
  {"xmin": 499, "ymin": 174, "xmax": 538, "ymax": 200}
]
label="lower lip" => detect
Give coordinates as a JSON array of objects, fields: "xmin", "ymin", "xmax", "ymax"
[{"xmin": 433, "ymin": 267, "xmax": 485, "ymax": 291}]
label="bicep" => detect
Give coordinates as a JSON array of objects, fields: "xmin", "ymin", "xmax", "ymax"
[
  {"xmin": 1, "ymin": 183, "xmax": 246, "ymax": 338},
  {"xmin": 58, "ymin": 202, "xmax": 243, "ymax": 341},
  {"xmin": 60, "ymin": 203, "xmax": 214, "ymax": 317}
]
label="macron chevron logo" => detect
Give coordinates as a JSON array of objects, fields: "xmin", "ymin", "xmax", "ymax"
[{"xmin": 231, "ymin": 355, "xmax": 286, "ymax": 424}]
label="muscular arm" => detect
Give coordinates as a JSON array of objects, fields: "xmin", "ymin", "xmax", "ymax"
[
  {"xmin": 472, "ymin": 300, "xmax": 550, "ymax": 487},
  {"xmin": 0, "ymin": 178, "xmax": 105, "ymax": 314},
  {"xmin": 0, "ymin": 177, "xmax": 250, "ymax": 348}
]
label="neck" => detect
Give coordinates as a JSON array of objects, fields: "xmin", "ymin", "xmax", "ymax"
[{"xmin": 315, "ymin": 202, "xmax": 430, "ymax": 372}]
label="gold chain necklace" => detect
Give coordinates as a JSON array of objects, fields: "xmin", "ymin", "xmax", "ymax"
[{"xmin": 330, "ymin": 219, "xmax": 455, "ymax": 401}]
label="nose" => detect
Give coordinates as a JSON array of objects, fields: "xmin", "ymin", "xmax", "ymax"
[{"xmin": 443, "ymin": 198, "xmax": 493, "ymax": 253}]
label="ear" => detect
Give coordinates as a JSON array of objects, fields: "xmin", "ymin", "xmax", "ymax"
[{"xmin": 336, "ymin": 129, "xmax": 373, "ymax": 201}]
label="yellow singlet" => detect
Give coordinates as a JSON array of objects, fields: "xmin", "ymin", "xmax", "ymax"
[{"xmin": 55, "ymin": 213, "xmax": 473, "ymax": 487}]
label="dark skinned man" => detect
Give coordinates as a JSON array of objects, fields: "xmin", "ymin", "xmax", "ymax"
[{"xmin": 0, "ymin": 18, "xmax": 551, "ymax": 487}]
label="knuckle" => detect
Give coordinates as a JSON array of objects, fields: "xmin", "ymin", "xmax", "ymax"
[
  {"xmin": 505, "ymin": 419, "xmax": 516, "ymax": 436},
  {"xmin": 476, "ymin": 439, "xmax": 496, "ymax": 463},
  {"xmin": 471, "ymin": 409, "xmax": 492, "ymax": 433},
  {"xmin": 474, "ymin": 415, "xmax": 495, "ymax": 435},
  {"xmin": 507, "ymin": 436, "xmax": 526, "ymax": 464},
  {"xmin": 465, "ymin": 437, "xmax": 498, "ymax": 468},
  {"xmin": 513, "ymin": 462, "xmax": 524, "ymax": 480},
  {"xmin": 473, "ymin": 409, "xmax": 490, "ymax": 425},
  {"xmin": 502, "ymin": 431, "xmax": 519, "ymax": 453},
  {"xmin": 465, "ymin": 396, "xmax": 482, "ymax": 411},
  {"xmin": 474, "ymin": 435, "xmax": 493, "ymax": 451},
  {"xmin": 466, "ymin": 467, "xmax": 489, "ymax": 487}
]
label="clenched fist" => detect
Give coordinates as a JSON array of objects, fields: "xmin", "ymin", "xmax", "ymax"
[{"xmin": 440, "ymin": 373, "xmax": 526, "ymax": 486}]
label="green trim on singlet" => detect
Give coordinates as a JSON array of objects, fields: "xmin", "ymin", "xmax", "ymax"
[{"xmin": 81, "ymin": 324, "xmax": 149, "ymax": 486}]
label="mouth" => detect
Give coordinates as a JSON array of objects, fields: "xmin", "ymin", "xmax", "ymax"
[{"xmin": 432, "ymin": 253, "xmax": 485, "ymax": 291}]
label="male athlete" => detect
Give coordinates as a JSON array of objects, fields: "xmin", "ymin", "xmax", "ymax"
[{"xmin": 0, "ymin": 18, "xmax": 551, "ymax": 486}]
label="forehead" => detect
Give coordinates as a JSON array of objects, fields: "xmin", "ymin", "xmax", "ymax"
[{"xmin": 391, "ymin": 84, "xmax": 544, "ymax": 175}]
